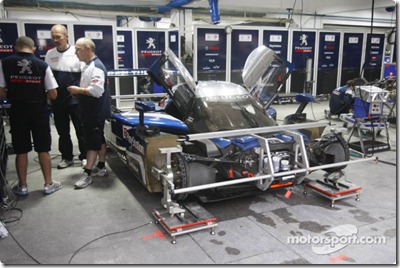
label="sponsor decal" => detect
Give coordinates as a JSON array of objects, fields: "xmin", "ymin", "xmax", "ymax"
[{"xmin": 123, "ymin": 126, "xmax": 145, "ymax": 155}]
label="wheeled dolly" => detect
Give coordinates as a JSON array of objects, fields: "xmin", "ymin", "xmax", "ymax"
[
  {"xmin": 304, "ymin": 176, "xmax": 362, "ymax": 208},
  {"xmin": 153, "ymin": 202, "xmax": 217, "ymax": 244}
]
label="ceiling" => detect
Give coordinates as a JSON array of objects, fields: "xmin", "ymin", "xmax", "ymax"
[{"xmin": 2, "ymin": 0, "xmax": 397, "ymax": 25}]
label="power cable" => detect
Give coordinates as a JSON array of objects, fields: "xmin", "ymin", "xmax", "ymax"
[
  {"xmin": 68, "ymin": 221, "xmax": 153, "ymax": 264},
  {"xmin": 1, "ymin": 218, "xmax": 153, "ymax": 264},
  {"xmin": 377, "ymin": 159, "xmax": 396, "ymax": 166},
  {"xmin": 5, "ymin": 226, "xmax": 41, "ymax": 264}
]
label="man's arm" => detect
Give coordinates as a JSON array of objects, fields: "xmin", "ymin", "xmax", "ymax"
[
  {"xmin": 67, "ymin": 85, "xmax": 92, "ymax": 96},
  {"xmin": 0, "ymin": 62, "xmax": 6, "ymax": 99},
  {"xmin": 68, "ymin": 67, "xmax": 105, "ymax": 98},
  {"xmin": 47, "ymin": 88, "xmax": 57, "ymax": 100},
  {"xmin": 0, "ymin": 87, "xmax": 6, "ymax": 99},
  {"xmin": 44, "ymin": 66, "xmax": 58, "ymax": 101}
]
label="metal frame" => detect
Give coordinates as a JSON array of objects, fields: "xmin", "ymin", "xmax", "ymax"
[{"xmin": 151, "ymin": 121, "xmax": 377, "ymax": 212}]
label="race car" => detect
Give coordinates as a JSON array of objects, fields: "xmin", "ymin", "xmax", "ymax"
[{"xmin": 105, "ymin": 46, "xmax": 354, "ymax": 205}]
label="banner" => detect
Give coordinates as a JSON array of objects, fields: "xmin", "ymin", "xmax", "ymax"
[
  {"xmin": 73, "ymin": 24, "xmax": 115, "ymax": 70},
  {"xmin": 117, "ymin": 30, "xmax": 133, "ymax": 69},
  {"xmin": 136, "ymin": 30, "xmax": 165, "ymax": 69},
  {"xmin": 317, "ymin": 32, "xmax": 340, "ymax": 94},
  {"xmin": 231, "ymin": 29, "xmax": 259, "ymax": 84},
  {"xmin": 0, "ymin": 22, "xmax": 18, "ymax": 60},
  {"xmin": 340, "ymin": 32, "xmax": 364, "ymax": 85},
  {"xmin": 197, "ymin": 28, "xmax": 226, "ymax": 81},
  {"xmin": 290, "ymin": 31, "xmax": 316, "ymax": 93}
]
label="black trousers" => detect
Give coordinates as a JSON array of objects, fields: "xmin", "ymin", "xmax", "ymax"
[{"xmin": 52, "ymin": 103, "xmax": 86, "ymax": 161}]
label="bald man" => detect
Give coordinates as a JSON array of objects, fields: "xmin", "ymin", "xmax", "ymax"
[
  {"xmin": 68, "ymin": 38, "xmax": 111, "ymax": 189},
  {"xmin": 45, "ymin": 24, "xmax": 87, "ymax": 170}
]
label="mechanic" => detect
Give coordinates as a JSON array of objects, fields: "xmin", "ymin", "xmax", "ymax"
[
  {"xmin": 45, "ymin": 24, "xmax": 87, "ymax": 169},
  {"xmin": 329, "ymin": 79, "xmax": 355, "ymax": 116},
  {"xmin": 0, "ymin": 36, "xmax": 62, "ymax": 196},
  {"xmin": 68, "ymin": 37, "xmax": 111, "ymax": 189}
]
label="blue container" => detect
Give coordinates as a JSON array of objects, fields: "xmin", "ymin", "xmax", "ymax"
[{"xmin": 353, "ymin": 97, "xmax": 383, "ymax": 118}]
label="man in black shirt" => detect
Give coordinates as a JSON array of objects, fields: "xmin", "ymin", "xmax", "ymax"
[{"xmin": 0, "ymin": 36, "xmax": 62, "ymax": 196}]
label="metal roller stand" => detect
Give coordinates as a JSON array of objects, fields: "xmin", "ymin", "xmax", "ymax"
[
  {"xmin": 152, "ymin": 148, "xmax": 217, "ymax": 244},
  {"xmin": 303, "ymin": 171, "xmax": 362, "ymax": 208},
  {"xmin": 0, "ymin": 106, "xmax": 10, "ymax": 209}
]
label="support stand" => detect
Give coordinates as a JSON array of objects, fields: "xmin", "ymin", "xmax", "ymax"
[
  {"xmin": 153, "ymin": 202, "xmax": 217, "ymax": 244},
  {"xmin": 0, "ymin": 108, "xmax": 10, "ymax": 208},
  {"xmin": 151, "ymin": 148, "xmax": 217, "ymax": 244},
  {"xmin": 340, "ymin": 114, "xmax": 391, "ymax": 155},
  {"xmin": 303, "ymin": 172, "xmax": 362, "ymax": 208}
]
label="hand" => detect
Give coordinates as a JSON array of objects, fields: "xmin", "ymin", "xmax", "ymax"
[{"xmin": 67, "ymin": 86, "xmax": 79, "ymax": 95}]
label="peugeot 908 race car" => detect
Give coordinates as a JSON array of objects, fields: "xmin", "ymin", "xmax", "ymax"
[{"xmin": 105, "ymin": 46, "xmax": 352, "ymax": 202}]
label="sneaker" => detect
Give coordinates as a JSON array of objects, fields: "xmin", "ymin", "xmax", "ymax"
[
  {"xmin": 91, "ymin": 167, "xmax": 108, "ymax": 177},
  {"xmin": 43, "ymin": 181, "xmax": 63, "ymax": 195},
  {"xmin": 74, "ymin": 172, "xmax": 93, "ymax": 189},
  {"xmin": 57, "ymin": 159, "xmax": 74, "ymax": 169},
  {"xmin": 12, "ymin": 184, "xmax": 29, "ymax": 196},
  {"xmin": 81, "ymin": 159, "xmax": 87, "ymax": 169},
  {"xmin": 324, "ymin": 109, "xmax": 332, "ymax": 120}
]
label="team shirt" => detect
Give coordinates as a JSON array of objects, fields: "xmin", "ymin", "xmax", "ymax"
[
  {"xmin": 45, "ymin": 45, "xmax": 82, "ymax": 105},
  {"xmin": 78, "ymin": 56, "xmax": 111, "ymax": 123},
  {"xmin": 0, "ymin": 52, "xmax": 58, "ymax": 103}
]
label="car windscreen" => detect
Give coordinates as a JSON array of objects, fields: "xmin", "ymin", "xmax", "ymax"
[{"xmin": 188, "ymin": 94, "xmax": 276, "ymax": 133}]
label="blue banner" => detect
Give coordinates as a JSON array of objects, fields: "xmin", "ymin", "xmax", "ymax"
[
  {"xmin": 318, "ymin": 32, "xmax": 340, "ymax": 70},
  {"xmin": 291, "ymin": 31, "xmax": 316, "ymax": 70},
  {"xmin": 363, "ymin": 33, "xmax": 385, "ymax": 81},
  {"xmin": 197, "ymin": 28, "xmax": 226, "ymax": 81},
  {"xmin": 117, "ymin": 30, "xmax": 133, "ymax": 69},
  {"xmin": 0, "ymin": 22, "xmax": 18, "ymax": 59},
  {"xmin": 231, "ymin": 29, "xmax": 259, "ymax": 84},
  {"xmin": 340, "ymin": 32, "xmax": 364, "ymax": 85},
  {"xmin": 136, "ymin": 31, "xmax": 165, "ymax": 69},
  {"xmin": 290, "ymin": 31, "xmax": 316, "ymax": 93},
  {"xmin": 73, "ymin": 24, "xmax": 115, "ymax": 70},
  {"xmin": 263, "ymin": 30, "xmax": 288, "ymax": 61},
  {"xmin": 317, "ymin": 32, "xmax": 340, "ymax": 94}
]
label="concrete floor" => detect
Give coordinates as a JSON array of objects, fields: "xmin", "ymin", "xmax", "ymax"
[{"xmin": 0, "ymin": 99, "xmax": 397, "ymax": 264}]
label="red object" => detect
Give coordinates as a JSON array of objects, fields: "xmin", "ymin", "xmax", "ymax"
[{"xmin": 228, "ymin": 168, "xmax": 234, "ymax": 178}]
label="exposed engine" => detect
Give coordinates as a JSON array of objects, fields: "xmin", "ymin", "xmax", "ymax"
[{"xmin": 168, "ymin": 130, "xmax": 350, "ymax": 200}]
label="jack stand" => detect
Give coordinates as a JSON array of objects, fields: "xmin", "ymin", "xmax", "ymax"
[
  {"xmin": 152, "ymin": 147, "xmax": 217, "ymax": 244},
  {"xmin": 304, "ymin": 171, "xmax": 362, "ymax": 208},
  {"xmin": 153, "ymin": 202, "xmax": 217, "ymax": 244},
  {"xmin": 340, "ymin": 114, "xmax": 391, "ymax": 155},
  {"xmin": 151, "ymin": 147, "xmax": 186, "ymax": 216}
]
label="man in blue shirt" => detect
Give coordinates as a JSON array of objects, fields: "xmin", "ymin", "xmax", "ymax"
[
  {"xmin": 68, "ymin": 38, "xmax": 111, "ymax": 189},
  {"xmin": 329, "ymin": 80, "xmax": 355, "ymax": 116}
]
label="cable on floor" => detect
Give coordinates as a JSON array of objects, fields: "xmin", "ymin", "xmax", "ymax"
[
  {"xmin": 377, "ymin": 159, "xmax": 396, "ymax": 166},
  {"xmin": 68, "ymin": 221, "xmax": 154, "ymax": 264},
  {"xmin": 1, "ymin": 218, "xmax": 154, "ymax": 265},
  {"xmin": 5, "ymin": 227, "xmax": 41, "ymax": 264}
]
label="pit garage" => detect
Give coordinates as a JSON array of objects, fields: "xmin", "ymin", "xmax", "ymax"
[{"xmin": 0, "ymin": 0, "xmax": 397, "ymax": 264}]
